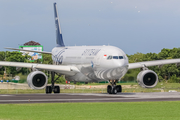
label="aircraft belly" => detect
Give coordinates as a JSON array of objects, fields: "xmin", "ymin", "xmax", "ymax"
[
  {"xmin": 80, "ymin": 66, "xmax": 100, "ymax": 80},
  {"xmin": 94, "ymin": 66, "xmax": 128, "ymax": 80},
  {"xmin": 66, "ymin": 72, "xmax": 93, "ymax": 82},
  {"xmin": 67, "ymin": 65, "xmax": 128, "ymax": 82},
  {"xmin": 66, "ymin": 65, "xmax": 100, "ymax": 82}
]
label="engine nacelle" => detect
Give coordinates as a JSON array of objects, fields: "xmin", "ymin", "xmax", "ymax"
[
  {"xmin": 137, "ymin": 70, "xmax": 158, "ymax": 88},
  {"xmin": 27, "ymin": 71, "xmax": 48, "ymax": 89}
]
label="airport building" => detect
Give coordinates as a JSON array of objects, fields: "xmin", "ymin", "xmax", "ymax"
[{"xmin": 19, "ymin": 41, "xmax": 43, "ymax": 62}]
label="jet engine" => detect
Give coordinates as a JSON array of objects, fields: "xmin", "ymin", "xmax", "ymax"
[
  {"xmin": 137, "ymin": 70, "xmax": 158, "ymax": 88},
  {"xmin": 27, "ymin": 71, "xmax": 48, "ymax": 89}
]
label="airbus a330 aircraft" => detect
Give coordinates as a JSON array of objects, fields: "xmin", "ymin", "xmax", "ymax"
[{"xmin": 2, "ymin": 3, "xmax": 180, "ymax": 94}]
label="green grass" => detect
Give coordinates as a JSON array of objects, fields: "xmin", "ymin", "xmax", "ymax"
[
  {"xmin": 156, "ymin": 82, "xmax": 180, "ymax": 88},
  {"xmin": 72, "ymin": 82, "xmax": 137, "ymax": 85},
  {"xmin": 0, "ymin": 88, "xmax": 164, "ymax": 94},
  {"xmin": 0, "ymin": 101, "xmax": 180, "ymax": 120},
  {"xmin": 0, "ymin": 82, "xmax": 180, "ymax": 94},
  {"xmin": 0, "ymin": 89, "xmax": 45, "ymax": 94}
]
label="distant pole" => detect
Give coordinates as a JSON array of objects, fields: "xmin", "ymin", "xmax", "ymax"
[{"xmin": 5, "ymin": 51, "xmax": 6, "ymax": 80}]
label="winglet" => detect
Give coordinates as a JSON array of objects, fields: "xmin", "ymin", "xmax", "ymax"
[{"xmin": 54, "ymin": 3, "xmax": 65, "ymax": 47}]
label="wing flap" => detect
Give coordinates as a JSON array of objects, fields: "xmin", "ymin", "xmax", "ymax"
[{"xmin": 128, "ymin": 59, "xmax": 180, "ymax": 69}]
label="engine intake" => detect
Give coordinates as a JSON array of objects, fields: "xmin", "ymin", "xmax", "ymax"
[
  {"xmin": 137, "ymin": 70, "xmax": 158, "ymax": 88},
  {"xmin": 27, "ymin": 71, "xmax": 48, "ymax": 89}
]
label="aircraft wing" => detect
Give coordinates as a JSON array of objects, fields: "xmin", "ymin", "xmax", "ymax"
[
  {"xmin": 0, "ymin": 61, "xmax": 79, "ymax": 76},
  {"xmin": 5, "ymin": 47, "xmax": 52, "ymax": 54},
  {"xmin": 128, "ymin": 59, "xmax": 180, "ymax": 69}
]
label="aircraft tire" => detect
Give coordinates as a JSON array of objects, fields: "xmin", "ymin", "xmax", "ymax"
[
  {"xmin": 112, "ymin": 86, "xmax": 117, "ymax": 94},
  {"xmin": 46, "ymin": 86, "xmax": 52, "ymax": 94},
  {"xmin": 54, "ymin": 86, "xmax": 60, "ymax": 93},
  {"xmin": 107, "ymin": 85, "xmax": 112, "ymax": 94},
  {"xmin": 116, "ymin": 85, "xmax": 122, "ymax": 92}
]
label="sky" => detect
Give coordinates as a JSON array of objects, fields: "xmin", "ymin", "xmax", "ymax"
[{"xmin": 1, "ymin": 0, "xmax": 180, "ymax": 55}]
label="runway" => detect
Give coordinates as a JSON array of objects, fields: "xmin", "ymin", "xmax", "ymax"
[{"xmin": 1, "ymin": 92, "xmax": 180, "ymax": 104}]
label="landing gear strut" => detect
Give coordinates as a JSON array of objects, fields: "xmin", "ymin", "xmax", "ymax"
[
  {"xmin": 46, "ymin": 72, "xmax": 60, "ymax": 94},
  {"xmin": 107, "ymin": 80, "xmax": 122, "ymax": 94}
]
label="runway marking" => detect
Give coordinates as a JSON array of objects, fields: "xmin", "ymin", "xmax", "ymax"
[
  {"xmin": 0, "ymin": 98, "xmax": 129, "ymax": 102},
  {"xmin": 0, "ymin": 98, "xmax": 146, "ymax": 103},
  {"xmin": 0, "ymin": 95, "xmax": 14, "ymax": 96},
  {"xmin": 1, "ymin": 97, "xmax": 180, "ymax": 103}
]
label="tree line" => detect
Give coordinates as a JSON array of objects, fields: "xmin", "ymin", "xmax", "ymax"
[
  {"xmin": 0, "ymin": 51, "xmax": 52, "ymax": 75},
  {"xmin": 1, "ymin": 48, "xmax": 180, "ymax": 83},
  {"xmin": 124, "ymin": 48, "xmax": 180, "ymax": 83}
]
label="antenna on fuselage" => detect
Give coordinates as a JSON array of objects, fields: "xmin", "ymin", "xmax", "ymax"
[{"xmin": 54, "ymin": 3, "xmax": 65, "ymax": 47}]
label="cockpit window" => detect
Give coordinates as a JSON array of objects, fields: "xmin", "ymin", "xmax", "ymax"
[
  {"xmin": 107, "ymin": 55, "xmax": 124, "ymax": 60},
  {"xmin": 107, "ymin": 56, "xmax": 112, "ymax": 60},
  {"xmin": 119, "ymin": 56, "xmax": 123, "ymax": 59},
  {"xmin": 113, "ymin": 56, "xmax": 118, "ymax": 59}
]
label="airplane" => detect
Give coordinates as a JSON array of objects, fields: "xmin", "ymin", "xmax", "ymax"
[{"xmin": 1, "ymin": 3, "xmax": 180, "ymax": 94}]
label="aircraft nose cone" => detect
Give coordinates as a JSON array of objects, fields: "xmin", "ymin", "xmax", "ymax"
[{"xmin": 114, "ymin": 59, "xmax": 127, "ymax": 68}]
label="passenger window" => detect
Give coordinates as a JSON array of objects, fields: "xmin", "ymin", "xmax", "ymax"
[
  {"xmin": 113, "ymin": 56, "xmax": 118, "ymax": 59},
  {"xmin": 107, "ymin": 56, "xmax": 112, "ymax": 60},
  {"xmin": 119, "ymin": 56, "xmax": 123, "ymax": 59}
]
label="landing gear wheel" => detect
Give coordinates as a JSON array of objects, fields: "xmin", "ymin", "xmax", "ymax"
[
  {"xmin": 116, "ymin": 85, "xmax": 122, "ymax": 93},
  {"xmin": 112, "ymin": 87, "xmax": 117, "ymax": 94},
  {"xmin": 107, "ymin": 85, "xmax": 112, "ymax": 94},
  {"xmin": 46, "ymin": 86, "xmax": 52, "ymax": 94},
  {"xmin": 53, "ymin": 86, "xmax": 60, "ymax": 93},
  {"xmin": 46, "ymin": 72, "xmax": 61, "ymax": 94}
]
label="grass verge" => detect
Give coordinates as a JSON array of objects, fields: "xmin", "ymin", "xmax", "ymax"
[
  {"xmin": 0, "ymin": 101, "xmax": 180, "ymax": 120},
  {"xmin": 0, "ymin": 82, "xmax": 180, "ymax": 94}
]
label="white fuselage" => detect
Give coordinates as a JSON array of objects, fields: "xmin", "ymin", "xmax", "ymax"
[{"xmin": 52, "ymin": 46, "xmax": 129, "ymax": 82}]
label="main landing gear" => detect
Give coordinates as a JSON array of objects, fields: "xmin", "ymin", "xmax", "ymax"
[
  {"xmin": 46, "ymin": 72, "xmax": 60, "ymax": 94},
  {"xmin": 107, "ymin": 80, "xmax": 122, "ymax": 94}
]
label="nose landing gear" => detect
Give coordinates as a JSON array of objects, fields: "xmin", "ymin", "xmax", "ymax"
[{"xmin": 107, "ymin": 80, "xmax": 122, "ymax": 94}]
